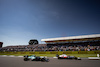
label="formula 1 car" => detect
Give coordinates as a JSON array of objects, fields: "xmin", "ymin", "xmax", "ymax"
[
  {"xmin": 56, "ymin": 54, "xmax": 81, "ymax": 60},
  {"xmin": 23, "ymin": 55, "xmax": 49, "ymax": 62}
]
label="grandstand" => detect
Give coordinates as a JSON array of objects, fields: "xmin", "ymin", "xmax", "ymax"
[
  {"xmin": 41, "ymin": 34, "xmax": 100, "ymax": 51},
  {"xmin": 41, "ymin": 34, "xmax": 100, "ymax": 45},
  {"xmin": 1, "ymin": 44, "xmax": 47, "ymax": 51}
]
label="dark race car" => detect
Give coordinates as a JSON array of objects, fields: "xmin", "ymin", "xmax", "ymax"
[
  {"xmin": 56, "ymin": 54, "xmax": 81, "ymax": 60},
  {"xmin": 24, "ymin": 55, "xmax": 49, "ymax": 62}
]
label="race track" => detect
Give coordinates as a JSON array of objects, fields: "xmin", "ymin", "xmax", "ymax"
[{"xmin": 0, "ymin": 57, "xmax": 100, "ymax": 67}]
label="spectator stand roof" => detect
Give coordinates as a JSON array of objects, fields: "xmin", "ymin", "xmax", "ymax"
[{"xmin": 41, "ymin": 34, "xmax": 100, "ymax": 44}]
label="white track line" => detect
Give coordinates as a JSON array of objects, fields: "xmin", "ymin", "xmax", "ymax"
[
  {"xmin": 17, "ymin": 56, "xmax": 23, "ymax": 57},
  {"xmin": 53, "ymin": 57, "xmax": 58, "ymax": 58},
  {"xmin": 88, "ymin": 57, "xmax": 100, "ymax": 60},
  {"xmin": 0, "ymin": 55, "xmax": 23, "ymax": 57}
]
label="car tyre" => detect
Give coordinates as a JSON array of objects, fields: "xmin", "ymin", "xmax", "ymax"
[{"xmin": 24, "ymin": 58, "xmax": 29, "ymax": 61}]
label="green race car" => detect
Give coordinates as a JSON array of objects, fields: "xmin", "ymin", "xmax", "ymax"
[{"xmin": 23, "ymin": 55, "xmax": 49, "ymax": 62}]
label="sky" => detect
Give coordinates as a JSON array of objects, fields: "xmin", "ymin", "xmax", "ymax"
[{"xmin": 0, "ymin": 0, "xmax": 100, "ymax": 47}]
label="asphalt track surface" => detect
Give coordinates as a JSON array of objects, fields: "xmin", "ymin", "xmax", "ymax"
[{"xmin": 0, "ymin": 57, "xmax": 100, "ymax": 67}]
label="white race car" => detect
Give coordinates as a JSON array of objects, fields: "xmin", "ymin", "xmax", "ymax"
[{"xmin": 56, "ymin": 54, "xmax": 81, "ymax": 60}]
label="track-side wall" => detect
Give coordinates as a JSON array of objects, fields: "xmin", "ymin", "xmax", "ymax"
[{"xmin": 0, "ymin": 51, "xmax": 100, "ymax": 54}]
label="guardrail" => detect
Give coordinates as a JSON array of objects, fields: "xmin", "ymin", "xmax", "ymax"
[{"xmin": 0, "ymin": 51, "xmax": 100, "ymax": 54}]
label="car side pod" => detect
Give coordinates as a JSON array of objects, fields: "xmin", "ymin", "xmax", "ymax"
[
  {"xmin": 45, "ymin": 58, "xmax": 50, "ymax": 62},
  {"xmin": 41, "ymin": 58, "xmax": 50, "ymax": 62}
]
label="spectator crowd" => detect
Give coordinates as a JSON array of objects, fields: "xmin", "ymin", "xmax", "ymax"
[{"xmin": 0, "ymin": 44, "xmax": 100, "ymax": 52}]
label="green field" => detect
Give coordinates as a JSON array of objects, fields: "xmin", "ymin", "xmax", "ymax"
[{"xmin": 0, "ymin": 53, "xmax": 98, "ymax": 57}]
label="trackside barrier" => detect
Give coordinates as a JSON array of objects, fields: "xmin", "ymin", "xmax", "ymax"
[
  {"xmin": 58, "ymin": 51, "xmax": 63, "ymax": 54},
  {"xmin": 63, "ymin": 51, "xmax": 72, "ymax": 54},
  {"xmin": 34, "ymin": 52, "xmax": 39, "ymax": 54},
  {"xmin": 46, "ymin": 52, "xmax": 51, "ymax": 54},
  {"xmin": 87, "ymin": 51, "xmax": 94, "ymax": 54},
  {"xmin": 39, "ymin": 52, "xmax": 46, "ymax": 54},
  {"xmin": 72, "ymin": 51, "xmax": 78, "ymax": 54},
  {"xmin": 0, "ymin": 51, "xmax": 100, "ymax": 54},
  {"xmin": 50, "ymin": 51, "xmax": 58, "ymax": 54},
  {"xmin": 29, "ymin": 52, "xmax": 34, "ymax": 54},
  {"xmin": 94, "ymin": 51, "xmax": 100, "ymax": 54},
  {"xmin": 78, "ymin": 51, "xmax": 88, "ymax": 54}
]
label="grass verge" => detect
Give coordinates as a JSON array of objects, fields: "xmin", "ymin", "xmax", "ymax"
[{"xmin": 0, "ymin": 53, "xmax": 98, "ymax": 57}]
